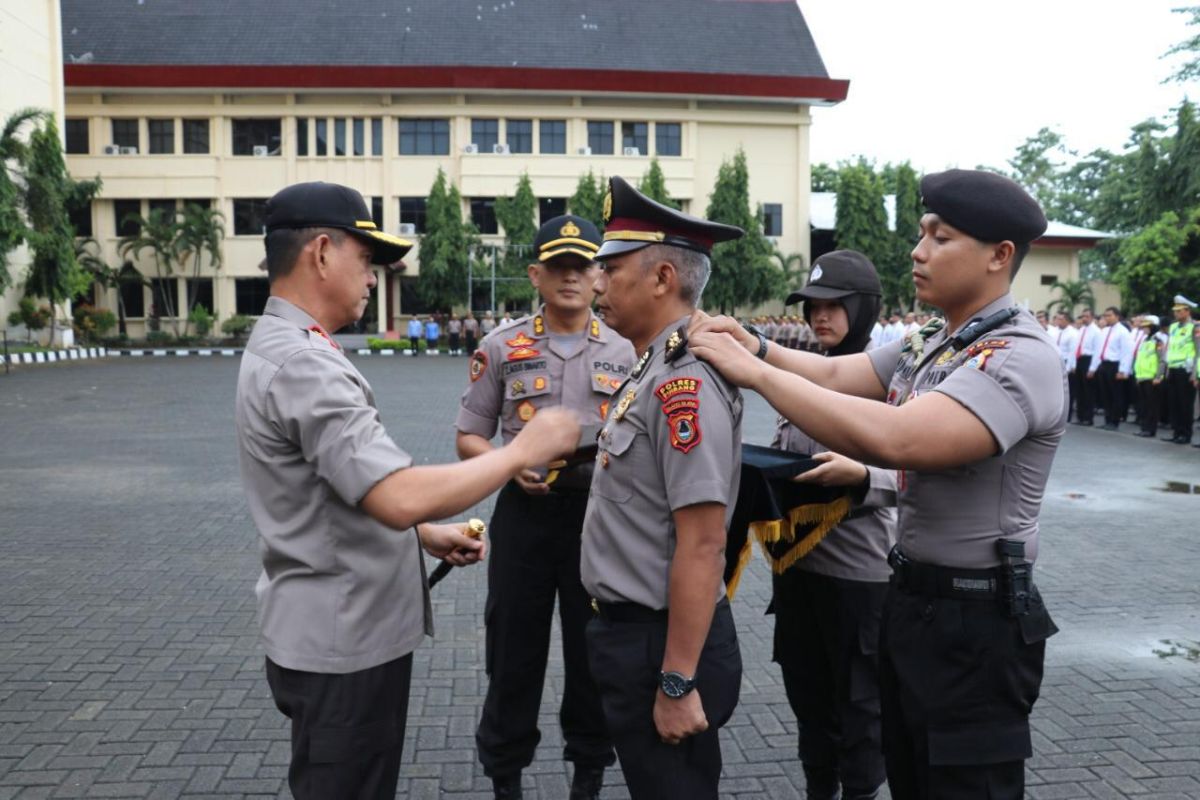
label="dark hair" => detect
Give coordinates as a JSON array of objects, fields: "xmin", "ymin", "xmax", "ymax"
[
  {"xmin": 1105, "ymin": 305, "xmax": 1122, "ymax": 318},
  {"xmin": 264, "ymin": 227, "xmax": 345, "ymax": 283}
]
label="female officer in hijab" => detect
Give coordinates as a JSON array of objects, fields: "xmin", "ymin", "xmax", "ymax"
[{"xmin": 771, "ymin": 250, "xmax": 897, "ymax": 800}]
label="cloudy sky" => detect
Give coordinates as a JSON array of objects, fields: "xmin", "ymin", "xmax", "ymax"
[{"xmin": 800, "ymin": 0, "xmax": 1197, "ymax": 172}]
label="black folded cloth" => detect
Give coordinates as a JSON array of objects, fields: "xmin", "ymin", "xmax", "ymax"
[{"xmin": 724, "ymin": 443, "xmax": 852, "ymax": 599}]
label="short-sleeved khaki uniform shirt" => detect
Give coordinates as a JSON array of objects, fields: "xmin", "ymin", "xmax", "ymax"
[
  {"xmin": 867, "ymin": 293, "xmax": 1067, "ymax": 569},
  {"xmin": 236, "ymin": 297, "xmax": 431, "ymax": 674},
  {"xmin": 581, "ymin": 318, "xmax": 744, "ymax": 610}
]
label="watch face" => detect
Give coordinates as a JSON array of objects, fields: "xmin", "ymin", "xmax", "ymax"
[{"xmin": 660, "ymin": 671, "xmax": 692, "ymax": 698}]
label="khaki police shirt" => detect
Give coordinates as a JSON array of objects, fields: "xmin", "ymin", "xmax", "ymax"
[
  {"xmin": 771, "ymin": 418, "xmax": 897, "ymax": 582},
  {"xmin": 867, "ymin": 293, "xmax": 1067, "ymax": 569},
  {"xmin": 236, "ymin": 297, "xmax": 432, "ymax": 674},
  {"xmin": 455, "ymin": 307, "xmax": 635, "ymax": 450},
  {"xmin": 581, "ymin": 317, "xmax": 744, "ymax": 610}
]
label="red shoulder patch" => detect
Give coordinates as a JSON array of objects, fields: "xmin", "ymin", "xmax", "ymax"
[
  {"xmin": 469, "ymin": 350, "xmax": 488, "ymax": 382},
  {"xmin": 655, "ymin": 376, "xmax": 701, "ymax": 416},
  {"xmin": 507, "ymin": 347, "xmax": 541, "ymax": 362},
  {"xmin": 506, "ymin": 331, "xmax": 536, "ymax": 348},
  {"xmin": 668, "ymin": 410, "xmax": 702, "ymax": 454}
]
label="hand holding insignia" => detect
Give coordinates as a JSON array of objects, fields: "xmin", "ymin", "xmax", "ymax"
[
  {"xmin": 511, "ymin": 406, "xmax": 581, "ymax": 469},
  {"xmin": 419, "ymin": 519, "xmax": 488, "ymax": 567}
]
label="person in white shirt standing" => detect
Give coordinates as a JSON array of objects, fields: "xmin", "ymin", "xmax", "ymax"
[
  {"xmin": 1088, "ymin": 306, "xmax": 1133, "ymax": 431},
  {"xmin": 1052, "ymin": 311, "xmax": 1080, "ymax": 376},
  {"xmin": 1071, "ymin": 308, "xmax": 1102, "ymax": 426}
]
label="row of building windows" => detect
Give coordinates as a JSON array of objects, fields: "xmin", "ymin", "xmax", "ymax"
[
  {"xmin": 65, "ymin": 117, "xmax": 685, "ymax": 158},
  {"xmin": 102, "ymin": 275, "xmax": 270, "ymax": 318},
  {"xmin": 74, "ymin": 196, "xmax": 782, "ymax": 239}
]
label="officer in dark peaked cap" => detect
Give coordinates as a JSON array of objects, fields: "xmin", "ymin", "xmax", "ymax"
[
  {"xmin": 456, "ymin": 214, "xmax": 633, "ymax": 800},
  {"xmin": 690, "ymin": 169, "xmax": 1063, "ymax": 800},
  {"xmin": 581, "ymin": 176, "xmax": 745, "ymax": 799}
]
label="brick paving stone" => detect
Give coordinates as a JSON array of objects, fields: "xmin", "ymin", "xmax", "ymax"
[{"xmin": 2, "ymin": 357, "xmax": 1199, "ymax": 798}]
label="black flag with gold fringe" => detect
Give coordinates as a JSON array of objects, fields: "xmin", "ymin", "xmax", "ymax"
[{"xmin": 724, "ymin": 443, "xmax": 852, "ymax": 599}]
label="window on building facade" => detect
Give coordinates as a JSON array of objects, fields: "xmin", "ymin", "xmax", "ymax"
[
  {"xmin": 236, "ymin": 277, "xmax": 271, "ymax": 315},
  {"xmin": 471, "ymin": 198, "xmax": 498, "ymax": 234},
  {"xmin": 233, "ymin": 199, "xmax": 269, "ymax": 236},
  {"xmin": 150, "ymin": 278, "xmax": 176, "ymax": 317},
  {"xmin": 762, "ymin": 203, "xmax": 783, "ymax": 237},
  {"xmin": 399, "ymin": 119, "xmax": 450, "ymax": 155},
  {"xmin": 148, "ymin": 119, "xmax": 174, "ymax": 154},
  {"xmin": 111, "ymin": 119, "xmax": 139, "ymax": 150},
  {"xmin": 587, "ymin": 121, "xmax": 614, "ymax": 155},
  {"xmin": 119, "ymin": 267, "xmax": 145, "ymax": 317},
  {"xmin": 231, "ymin": 118, "xmax": 281, "ymax": 156},
  {"xmin": 371, "ymin": 118, "xmax": 383, "ymax": 156},
  {"xmin": 65, "ymin": 119, "xmax": 89, "ymax": 154},
  {"xmin": 68, "ymin": 200, "xmax": 92, "ymax": 237},
  {"xmin": 539, "ymin": 198, "xmax": 567, "ymax": 225},
  {"xmin": 621, "ymin": 122, "xmax": 648, "ymax": 155},
  {"xmin": 399, "ymin": 197, "xmax": 428, "ymax": 234},
  {"xmin": 353, "ymin": 118, "xmax": 365, "ymax": 156},
  {"xmin": 147, "ymin": 199, "xmax": 178, "ymax": 222},
  {"xmin": 540, "ymin": 120, "xmax": 566, "ymax": 154},
  {"xmin": 334, "ymin": 118, "xmax": 346, "ymax": 156},
  {"xmin": 114, "ymin": 199, "xmax": 142, "ymax": 237},
  {"xmin": 183, "ymin": 119, "xmax": 209, "ymax": 154},
  {"xmin": 315, "ymin": 119, "xmax": 328, "ymax": 156},
  {"xmin": 370, "ymin": 197, "xmax": 383, "ymax": 229},
  {"xmin": 187, "ymin": 278, "xmax": 214, "ymax": 313},
  {"xmin": 656, "ymin": 122, "xmax": 682, "ymax": 156},
  {"xmin": 296, "ymin": 118, "xmax": 308, "ymax": 156},
  {"xmin": 471, "ymin": 118, "xmax": 499, "ymax": 151},
  {"xmin": 507, "ymin": 119, "xmax": 532, "ymax": 154},
  {"xmin": 1040, "ymin": 274, "xmax": 1057, "ymax": 286}
]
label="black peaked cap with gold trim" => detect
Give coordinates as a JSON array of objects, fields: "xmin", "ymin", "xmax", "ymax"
[
  {"xmin": 597, "ymin": 175, "xmax": 744, "ymax": 260},
  {"xmin": 535, "ymin": 214, "xmax": 601, "ymax": 262},
  {"xmin": 265, "ymin": 181, "xmax": 413, "ymax": 265}
]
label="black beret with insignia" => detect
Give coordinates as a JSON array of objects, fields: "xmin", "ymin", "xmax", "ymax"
[
  {"xmin": 597, "ymin": 175, "xmax": 744, "ymax": 260},
  {"xmin": 535, "ymin": 214, "xmax": 601, "ymax": 263},
  {"xmin": 920, "ymin": 169, "xmax": 1047, "ymax": 245}
]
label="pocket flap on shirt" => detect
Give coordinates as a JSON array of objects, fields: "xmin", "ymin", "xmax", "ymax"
[
  {"xmin": 591, "ymin": 373, "xmax": 623, "ymax": 396},
  {"xmin": 603, "ymin": 423, "xmax": 638, "ymax": 457}
]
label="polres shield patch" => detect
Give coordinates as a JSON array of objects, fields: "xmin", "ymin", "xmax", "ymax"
[
  {"xmin": 668, "ymin": 410, "xmax": 702, "ymax": 454},
  {"xmin": 469, "ymin": 350, "xmax": 488, "ymax": 382}
]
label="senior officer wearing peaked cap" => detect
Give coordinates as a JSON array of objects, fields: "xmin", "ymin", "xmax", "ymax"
[
  {"xmin": 580, "ymin": 176, "xmax": 745, "ymax": 799},
  {"xmin": 690, "ymin": 169, "xmax": 1064, "ymax": 800},
  {"xmin": 235, "ymin": 181, "xmax": 581, "ymax": 800},
  {"xmin": 456, "ymin": 214, "xmax": 633, "ymax": 800}
]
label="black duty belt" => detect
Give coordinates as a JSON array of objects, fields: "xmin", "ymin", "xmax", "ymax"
[
  {"xmin": 888, "ymin": 546, "xmax": 1002, "ymax": 601},
  {"xmin": 590, "ymin": 599, "xmax": 669, "ymax": 623}
]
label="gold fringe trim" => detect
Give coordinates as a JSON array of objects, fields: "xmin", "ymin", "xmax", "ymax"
[
  {"xmin": 724, "ymin": 535, "xmax": 755, "ymax": 601},
  {"xmin": 750, "ymin": 495, "xmax": 852, "ymax": 575}
]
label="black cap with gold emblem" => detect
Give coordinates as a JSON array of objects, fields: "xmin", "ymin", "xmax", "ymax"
[
  {"xmin": 265, "ymin": 181, "xmax": 413, "ymax": 265},
  {"xmin": 534, "ymin": 214, "xmax": 602, "ymax": 262},
  {"xmin": 597, "ymin": 175, "xmax": 744, "ymax": 260}
]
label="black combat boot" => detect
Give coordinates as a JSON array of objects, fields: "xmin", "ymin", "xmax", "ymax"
[
  {"xmin": 569, "ymin": 765, "xmax": 605, "ymax": 799},
  {"xmin": 492, "ymin": 773, "xmax": 523, "ymax": 799}
]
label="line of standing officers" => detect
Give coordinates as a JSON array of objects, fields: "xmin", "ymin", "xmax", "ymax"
[{"xmin": 237, "ymin": 169, "xmax": 1067, "ymax": 800}]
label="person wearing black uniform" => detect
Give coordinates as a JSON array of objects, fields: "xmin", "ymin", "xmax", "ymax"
[{"xmin": 770, "ymin": 250, "xmax": 897, "ymax": 800}]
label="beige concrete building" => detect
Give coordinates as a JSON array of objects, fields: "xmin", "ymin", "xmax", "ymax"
[
  {"xmin": 52, "ymin": 0, "xmax": 848, "ymax": 338},
  {"xmin": 0, "ymin": 0, "xmax": 65, "ymax": 335}
]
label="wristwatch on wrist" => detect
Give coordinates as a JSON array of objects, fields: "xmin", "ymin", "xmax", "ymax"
[
  {"xmin": 659, "ymin": 670, "xmax": 697, "ymax": 699},
  {"xmin": 743, "ymin": 323, "xmax": 769, "ymax": 360}
]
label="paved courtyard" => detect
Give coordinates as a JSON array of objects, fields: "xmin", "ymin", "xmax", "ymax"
[{"xmin": 1, "ymin": 354, "xmax": 1198, "ymax": 799}]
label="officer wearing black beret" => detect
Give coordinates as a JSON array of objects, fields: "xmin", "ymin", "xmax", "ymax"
[
  {"xmin": 456, "ymin": 214, "xmax": 633, "ymax": 799},
  {"xmin": 690, "ymin": 169, "xmax": 1062, "ymax": 800}
]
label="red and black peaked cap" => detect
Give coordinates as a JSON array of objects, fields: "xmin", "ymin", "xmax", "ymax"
[{"xmin": 597, "ymin": 175, "xmax": 744, "ymax": 260}]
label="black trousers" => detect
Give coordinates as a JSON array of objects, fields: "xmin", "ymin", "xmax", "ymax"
[
  {"xmin": 476, "ymin": 484, "xmax": 614, "ymax": 777},
  {"xmin": 586, "ymin": 600, "xmax": 742, "ymax": 800},
  {"xmin": 879, "ymin": 583, "xmax": 1056, "ymax": 800},
  {"xmin": 1095, "ymin": 360, "xmax": 1121, "ymax": 426},
  {"xmin": 266, "ymin": 654, "xmax": 413, "ymax": 800},
  {"xmin": 408, "ymin": 335, "xmax": 419, "ymax": 355},
  {"xmin": 449, "ymin": 332, "xmax": 461, "ymax": 353},
  {"xmin": 466, "ymin": 332, "xmax": 478, "ymax": 353},
  {"xmin": 1072, "ymin": 356, "xmax": 1095, "ymax": 422},
  {"xmin": 772, "ymin": 569, "xmax": 887, "ymax": 798},
  {"xmin": 1138, "ymin": 380, "xmax": 1161, "ymax": 435},
  {"xmin": 1166, "ymin": 367, "xmax": 1196, "ymax": 439}
]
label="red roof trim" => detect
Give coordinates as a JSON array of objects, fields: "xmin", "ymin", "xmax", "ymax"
[
  {"xmin": 64, "ymin": 64, "xmax": 850, "ymax": 101},
  {"xmin": 1034, "ymin": 237, "xmax": 1104, "ymax": 250}
]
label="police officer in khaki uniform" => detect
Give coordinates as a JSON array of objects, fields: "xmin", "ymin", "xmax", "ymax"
[
  {"xmin": 691, "ymin": 169, "xmax": 1063, "ymax": 800},
  {"xmin": 581, "ymin": 176, "xmax": 744, "ymax": 799},
  {"xmin": 456, "ymin": 215, "xmax": 633, "ymax": 799},
  {"xmin": 235, "ymin": 182, "xmax": 580, "ymax": 800},
  {"xmin": 771, "ymin": 251, "xmax": 897, "ymax": 800}
]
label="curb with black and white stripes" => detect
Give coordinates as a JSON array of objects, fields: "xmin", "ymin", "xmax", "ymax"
[
  {"xmin": 1, "ymin": 346, "xmax": 109, "ymax": 366},
  {"xmin": 115, "ymin": 348, "xmax": 242, "ymax": 358}
]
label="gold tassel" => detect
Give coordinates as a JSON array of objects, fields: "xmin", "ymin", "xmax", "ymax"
[
  {"xmin": 724, "ymin": 535, "xmax": 756, "ymax": 601},
  {"xmin": 749, "ymin": 495, "xmax": 852, "ymax": 574}
]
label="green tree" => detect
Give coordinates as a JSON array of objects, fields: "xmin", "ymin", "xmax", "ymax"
[
  {"xmin": 997, "ymin": 127, "xmax": 1075, "ymax": 219},
  {"xmin": 885, "ymin": 163, "xmax": 922, "ymax": 312},
  {"xmin": 175, "ymin": 202, "xmax": 225, "ymax": 333},
  {"xmin": 494, "ymin": 173, "xmax": 538, "ymax": 307},
  {"xmin": 568, "ymin": 170, "xmax": 604, "ymax": 229},
  {"xmin": 0, "ymin": 108, "xmax": 42, "ymax": 294},
  {"xmin": 21, "ymin": 116, "xmax": 100, "ymax": 344},
  {"xmin": 1163, "ymin": 6, "xmax": 1200, "ymax": 83},
  {"xmin": 76, "ymin": 236, "xmax": 138, "ymax": 338},
  {"xmin": 811, "ymin": 162, "xmax": 838, "ymax": 192},
  {"xmin": 771, "ymin": 248, "xmax": 807, "ymax": 295},
  {"xmin": 119, "ymin": 207, "xmax": 180, "ymax": 332},
  {"xmin": 704, "ymin": 149, "xmax": 784, "ymax": 313},
  {"xmin": 1044, "ymin": 279, "xmax": 1096, "ymax": 316},
  {"xmin": 638, "ymin": 158, "xmax": 678, "ymax": 209},
  {"xmin": 417, "ymin": 168, "xmax": 478, "ymax": 311},
  {"xmin": 1112, "ymin": 208, "xmax": 1200, "ymax": 313},
  {"xmin": 834, "ymin": 161, "xmax": 892, "ymax": 292}
]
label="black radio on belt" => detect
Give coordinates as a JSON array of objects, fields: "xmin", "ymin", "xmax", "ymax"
[{"xmin": 995, "ymin": 538, "xmax": 1032, "ymax": 618}]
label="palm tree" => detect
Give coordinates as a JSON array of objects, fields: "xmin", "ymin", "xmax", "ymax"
[
  {"xmin": 119, "ymin": 207, "xmax": 180, "ymax": 333},
  {"xmin": 77, "ymin": 237, "xmax": 143, "ymax": 337},
  {"xmin": 1046, "ymin": 279, "xmax": 1096, "ymax": 316},
  {"xmin": 175, "ymin": 203, "xmax": 225, "ymax": 334},
  {"xmin": 772, "ymin": 249, "xmax": 808, "ymax": 300}
]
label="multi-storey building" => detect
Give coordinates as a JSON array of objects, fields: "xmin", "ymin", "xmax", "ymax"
[{"xmin": 56, "ymin": 0, "xmax": 848, "ymax": 336}]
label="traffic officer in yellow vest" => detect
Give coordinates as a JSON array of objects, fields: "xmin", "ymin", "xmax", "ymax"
[
  {"xmin": 581, "ymin": 176, "xmax": 745, "ymax": 799},
  {"xmin": 691, "ymin": 169, "xmax": 1063, "ymax": 800},
  {"xmin": 1163, "ymin": 295, "xmax": 1198, "ymax": 444},
  {"xmin": 1132, "ymin": 315, "xmax": 1168, "ymax": 438},
  {"xmin": 456, "ymin": 215, "xmax": 633, "ymax": 799}
]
